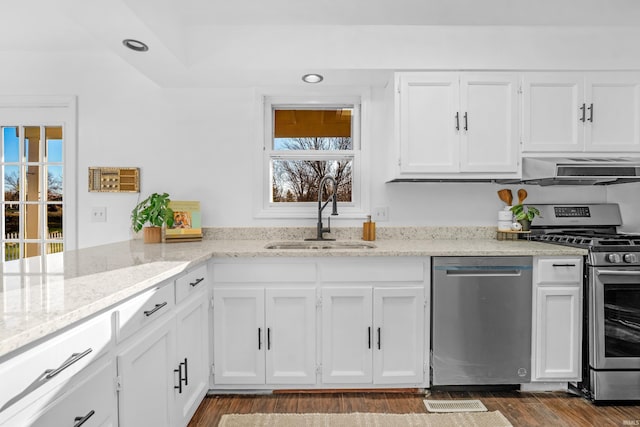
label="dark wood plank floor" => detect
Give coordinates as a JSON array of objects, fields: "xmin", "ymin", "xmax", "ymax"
[{"xmin": 188, "ymin": 389, "xmax": 640, "ymax": 427}]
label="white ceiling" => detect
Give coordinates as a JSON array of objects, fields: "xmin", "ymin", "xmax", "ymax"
[
  {"xmin": 2, "ymin": 0, "xmax": 640, "ymax": 87},
  {"xmin": 177, "ymin": 0, "xmax": 640, "ymax": 26}
]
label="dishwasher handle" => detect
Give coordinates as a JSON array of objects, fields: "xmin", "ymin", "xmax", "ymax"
[{"xmin": 443, "ymin": 269, "xmax": 524, "ymax": 277}]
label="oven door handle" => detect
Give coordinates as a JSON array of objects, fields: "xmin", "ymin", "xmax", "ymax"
[{"xmin": 595, "ymin": 269, "xmax": 640, "ymax": 277}]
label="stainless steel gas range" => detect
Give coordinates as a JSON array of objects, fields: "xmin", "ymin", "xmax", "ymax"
[{"xmin": 529, "ymin": 204, "xmax": 640, "ymax": 402}]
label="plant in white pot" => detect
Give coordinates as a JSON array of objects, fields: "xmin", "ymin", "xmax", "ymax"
[
  {"xmin": 510, "ymin": 204, "xmax": 541, "ymax": 231},
  {"xmin": 131, "ymin": 192, "xmax": 174, "ymax": 243}
]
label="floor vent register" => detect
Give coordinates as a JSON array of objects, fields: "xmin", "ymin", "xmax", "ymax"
[{"xmin": 423, "ymin": 399, "xmax": 488, "ymax": 413}]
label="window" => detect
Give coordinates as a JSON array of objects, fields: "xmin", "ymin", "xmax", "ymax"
[
  {"xmin": 3, "ymin": 126, "xmax": 63, "ymax": 261},
  {"xmin": 0, "ymin": 96, "xmax": 76, "ymax": 269},
  {"xmin": 259, "ymin": 95, "xmax": 369, "ymax": 219}
]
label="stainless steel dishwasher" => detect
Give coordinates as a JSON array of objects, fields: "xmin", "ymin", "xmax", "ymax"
[{"xmin": 432, "ymin": 256, "xmax": 532, "ymax": 386}]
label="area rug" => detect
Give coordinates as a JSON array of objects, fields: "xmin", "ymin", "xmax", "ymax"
[{"xmin": 217, "ymin": 411, "xmax": 513, "ymax": 427}]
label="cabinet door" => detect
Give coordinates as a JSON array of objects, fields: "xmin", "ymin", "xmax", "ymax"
[
  {"xmin": 27, "ymin": 358, "xmax": 116, "ymax": 427},
  {"xmin": 534, "ymin": 286, "xmax": 581, "ymax": 380},
  {"xmin": 175, "ymin": 292, "xmax": 210, "ymax": 425},
  {"xmin": 265, "ymin": 288, "xmax": 316, "ymax": 384},
  {"xmin": 373, "ymin": 287, "xmax": 425, "ymax": 384},
  {"xmin": 212, "ymin": 288, "xmax": 265, "ymax": 385},
  {"xmin": 117, "ymin": 315, "xmax": 175, "ymax": 427},
  {"xmin": 586, "ymin": 73, "xmax": 640, "ymax": 152},
  {"xmin": 521, "ymin": 73, "xmax": 584, "ymax": 152},
  {"xmin": 321, "ymin": 287, "xmax": 373, "ymax": 384},
  {"xmin": 397, "ymin": 73, "xmax": 459, "ymax": 173},
  {"xmin": 459, "ymin": 73, "xmax": 520, "ymax": 172}
]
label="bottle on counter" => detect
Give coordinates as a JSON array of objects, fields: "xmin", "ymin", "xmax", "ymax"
[{"xmin": 363, "ymin": 215, "xmax": 376, "ymax": 241}]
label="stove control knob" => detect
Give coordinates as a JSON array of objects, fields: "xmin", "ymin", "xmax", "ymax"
[
  {"xmin": 607, "ymin": 253, "xmax": 622, "ymax": 264},
  {"xmin": 623, "ymin": 253, "xmax": 638, "ymax": 263}
]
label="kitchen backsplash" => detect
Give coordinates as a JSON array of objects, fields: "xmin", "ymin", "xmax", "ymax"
[{"xmin": 202, "ymin": 226, "xmax": 497, "ymax": 241}]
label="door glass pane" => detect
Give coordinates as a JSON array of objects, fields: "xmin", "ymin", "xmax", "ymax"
[
  {"xmin": 46, "ymin": 127, "xmax": 63, "ymax": 162},
  {"xmin": 4, "ymin": 165, "xmax": 20, "ymax": 201},
  {"xmin": 604, "ymin": 284, "xmax": 640, "ymax": 357},
  {"xmin": 4, "ymin": 242, "xmax": 21, "ymax": 261},
  {"xmin": 4, "ymin": 203, "xmax": 19, "ymax": 236},
  {"xmin": 47, "ymin": 204, "xmax": 63, "ymax": 237},
  {"xmin": 47, "ymin": 165, "xmax": 63, "ymax": 201},
  {"xmin": 25, "ymin": 165, "xmax": 41, "ymax": 202},
  {"xmin": 24, "ymin": 242, "xmax": 41, "ymax": 259},
  {"xmin": 2, "ymin": 127, "xmax": 19, "ymax": 162},
  {"xmin": 271, "ymin": 159, "xmax": 352, "ymax": 203},
  {"xmin": 46, "ymin": 241, "xmax": 63, "ymax": 255},
  {"xmin": 24, "ymin": 204, "xmax": 41, "ymax": 239},
  {"xmin": 24, "ymin": 126, "xmax": 41, "ymax": 163}
]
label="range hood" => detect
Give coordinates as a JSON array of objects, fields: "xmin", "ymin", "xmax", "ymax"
[{"xmin": 518, "ymin": 157, "xmax": 640, "ymax": 186}]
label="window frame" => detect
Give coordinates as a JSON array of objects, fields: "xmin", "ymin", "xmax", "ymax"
[
  {"xmin": 0, "ymin": 96, "xmax": 77, "ymax": 269},
  {"xmin": 256, "ymin": 92, "xmax": 370, "ymax": 219}
]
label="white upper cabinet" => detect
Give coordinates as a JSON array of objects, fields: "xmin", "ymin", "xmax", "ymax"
[
  {"xmin": 394, "ymin": 72, "xmax": 520, "ymax": 179},
  {"xmin": 522, "ymin": 72, "xmax": 640, "ymax": 153}
]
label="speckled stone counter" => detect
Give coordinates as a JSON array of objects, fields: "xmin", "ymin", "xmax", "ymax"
[{"xmin": 0, "ymin": 226, "xmax": 586, "ymax": 360}]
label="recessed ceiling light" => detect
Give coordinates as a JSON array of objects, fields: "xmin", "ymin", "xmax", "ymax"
[
  {"xmin": 122, "ymin": 39, "xmax": 149, "ymax": 52},
  {"xmin": 302, "ymin": 74, "xmax": 323, "ymax": 84}
]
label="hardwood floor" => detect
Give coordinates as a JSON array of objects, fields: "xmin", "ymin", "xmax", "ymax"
[{"xmin": 188, "ymin": 389, "xmax": 640, "ymax": 427}]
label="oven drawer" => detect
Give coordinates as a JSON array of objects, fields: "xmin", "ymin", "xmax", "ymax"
[{"xmin": 536, "ymin": 257, "xmax": 582, "ymax": 284}]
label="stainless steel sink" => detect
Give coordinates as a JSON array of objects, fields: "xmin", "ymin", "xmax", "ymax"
[{"xmin": 264, "ymin": 241, "xmax": 377, "ymax": 250}]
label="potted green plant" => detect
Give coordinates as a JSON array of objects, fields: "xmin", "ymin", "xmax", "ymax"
[
  {"xmin": 510, "ymin": 204, "xmax": 541, "ymax": 231},
  {"xmin": 131, "ymin": 192, "xmax": 174, "ymax": 243}
]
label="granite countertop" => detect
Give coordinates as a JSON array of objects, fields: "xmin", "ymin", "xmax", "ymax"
[{"xmin": 0, "ymin": 226, "xmax": 587, "ymax": 360}]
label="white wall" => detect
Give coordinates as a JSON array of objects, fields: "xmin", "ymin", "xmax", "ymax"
[{"xmin": 2, "ymin": 26, "xmax": 640, "ymax": 248}]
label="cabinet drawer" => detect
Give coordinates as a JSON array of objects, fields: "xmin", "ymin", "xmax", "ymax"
[
  {"xmin": 175, "ymin": 264, "xmax": 208, "ymax": 304},
  {"xmin": 536, "ymin": 258, "xmax": 583, "ymax": 284},
  {"xmin": 0, "ymin": 312, "xmax": 112, "ymax": 418},
  {"xmin": 26, "ymin": 358, "xmax": 115, "ymax": 427},
  {"xmin": 320, "ymin": 259, "xmax": 426, "ymax": 282},
  {"xmin": 116, "ymin": 282, "xmax": 175, "ymax": 342},
  {"xmin": 213, "ymin": 262, "xmax": 316, "ymax": 283}
]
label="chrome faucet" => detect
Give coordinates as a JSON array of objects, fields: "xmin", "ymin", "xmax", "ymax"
[{"xmin": 306, "ymin": 175, "xmax": 338, "ymax": 241}]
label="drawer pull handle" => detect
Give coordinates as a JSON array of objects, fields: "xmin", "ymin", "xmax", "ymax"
[
  {"xmin": 44, "ymin": 348, "xmax": 93, "ymax": 379},
  {"xmin": 552, "ymin": 264, "xmax": 576, "ymax": 267},
  {"xmin": 74, "ymin": 410, "xmax": 95, "ymax": 427},
  {"xmin": 189, "ymin": 277, "xmax": 205, "ymax": 287},
  {"xmin": 377, "ymin": 327, "xmax": 381, "ymax": 350},
  {"xmin": 368, "ymin": 326, "xmax": 371, "ymax": 349},
  {"xmin": 143, "ymin": 302, "xmax": 167, "ymax": 317},
  {"xmin": 579, "ymin": 103, "xmax": 586, "ymax": 122}
]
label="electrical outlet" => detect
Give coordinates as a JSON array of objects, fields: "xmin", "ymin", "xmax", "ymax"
[
  {"xmin": 373, "ymin": 206, "xmax": 389, "ymax": 222},
  {"xmin": 91, "ymin": 207, "xmax": 107, "ymax": 223}
]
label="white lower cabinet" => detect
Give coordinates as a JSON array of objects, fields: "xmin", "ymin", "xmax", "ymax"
[
  {"xmin": 532, "ymin": 257, "xmax": 583, "ymax": 382},
  {"xmin": 322, "ymin": 286, "xmax": 425, "ymax": 385},
  {"xmin": 211, "ymin": 257, "xmax": 430, "ymax": 390},
  {"xmin": 117, "ymin": 265, "xmax": 210, "ymax": 427},
  {"xmin": 212, "ymin": 287, "xmax": 316, "ymax": 386},
  {"xmin": 117, "ymin": 314, "xmax": 176, "ymax": 427},
  {"xmin": 175, "ymin": 293, "xmax": 210, "ymax": 425},
  {"xmin": 27, "ymin": 357, "xmax": 117, "ymax": 427}
]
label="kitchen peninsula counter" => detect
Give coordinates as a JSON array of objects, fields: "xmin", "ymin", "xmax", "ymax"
[{"xmin": 0, "ymin": 227, "xmax": 586, "ymax": 360}]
